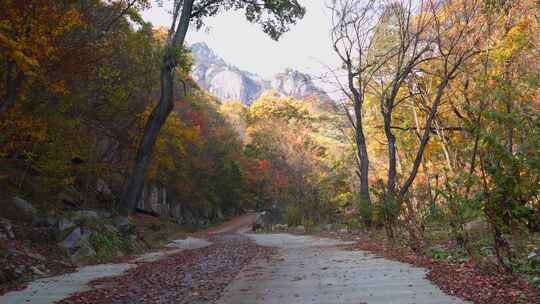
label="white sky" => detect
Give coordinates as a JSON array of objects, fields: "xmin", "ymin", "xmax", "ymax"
[{"xmin": 141, "ymin": 0, "xmax": 339, "ymax": 79}]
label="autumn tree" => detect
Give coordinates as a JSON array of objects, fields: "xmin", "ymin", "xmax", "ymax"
[
  {"xmin": 119, "ymin": 0, "xmax": 306, "ymax": 213},
  {"xmin": 356, "ymin": 0, "xmax": 481, "ymax": 242},
  {"xmin": 0, "ymin": 0, "xmax": 81, "ymax": 112},
  {"xmin": 329, "ymin": 0, "xmax": 381, "ymax": 214}
]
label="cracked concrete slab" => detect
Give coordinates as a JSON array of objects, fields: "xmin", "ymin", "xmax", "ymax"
[
  {"xmin": 216, "ymin": 233, "xmax": 468, "ymax": 304},
  {"xmin": 0, "ymin": 237, "xmax": 212, "ymax": 304},
  {"xmin": 0, "ymin": 263, "xmax": 134, "ymax": 304}
]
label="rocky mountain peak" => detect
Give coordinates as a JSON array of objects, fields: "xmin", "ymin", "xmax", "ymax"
[
  {"xmin": 190, "ymin": 42, "xmax": 226, "ymax": 66},
  {"xmin": 189, "ymin": 43, "xmax": 329, "ymax": 105},
  {"xmin": 271, "ymin": 68, "xmax": 327, "ymax": 100}
]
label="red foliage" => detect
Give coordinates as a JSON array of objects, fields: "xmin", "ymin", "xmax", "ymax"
[
  {"xmin": 258, "ymin": 159, "xmax": 270, "ymax": 173},
  {"xmin": 271, "ymin": 169, "xmax": 289, "ymax": 189}
]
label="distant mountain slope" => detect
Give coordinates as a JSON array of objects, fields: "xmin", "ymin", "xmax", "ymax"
[{"xmin": 189, "ymin": 43, "xmax": 329, "ymax": 105}]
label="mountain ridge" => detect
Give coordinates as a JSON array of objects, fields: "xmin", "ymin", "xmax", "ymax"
[{"xmin": 189, "ymin": 42, "xmax": 329, "ymax": 105}]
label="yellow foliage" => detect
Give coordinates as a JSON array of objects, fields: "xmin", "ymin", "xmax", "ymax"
[
  {"xmin": 132, "ymin": 107, "xmax": 203, "ymax": 180},
  {"xmin": 0, "ymin": 0, "xmax": 82, "ymax": 100},
  {"xmin": 0, "ymin": 106, "xmax": 48, "ymax": 156}
]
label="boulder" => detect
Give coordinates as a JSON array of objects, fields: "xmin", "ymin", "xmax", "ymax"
[
  {"xmin": 272, "ymin": 224, "xmax": 288, "ymax": 231},
  {"xmin": 216, "ymin": 208, "xmax": 224, "ymax": 220},
  {"xmin": 112, "ymin": 216, "xmax": 131, "ymax": 234},
  {"xmin": 59, "ymin": 226, "xmax": 98, "ymax": 263},
  {"xmin": 45, "ymin": 216, "xmax": 59, "ymax": 227},
  {"xmin": 70, "ymin": 238, "xmax": 97, "ymax": 264},
  {"xmin": 97, "ymin": 210, "xmax": 112, "ymax": 218},
  {"xmin": 0, "ymin": 218, "xmax": 15, "ymax": 240},
  {"xmin": 103, "ymin": 224, "xmax": 119, "ymax": 234},
  {"xmin": 57, "ymin": 218, "xmax": 76, "ymax": 232},
  {"xmin": 528, "ymin": 251, "xmax": 540, "ymax": 266},
  {"xmin": 255, "ymin": 211, "xmax": 267, "ymax": 226},
  {"xmin": 12, "ymin": 197, "xmax": 37, "ymax": 216},
  {"xmin": 96, "ymin": 179, "xmax": 112, "ymax": 196},
  {"xmin": 33, "ymin": 216, "xmax": 58, "ymax": 228},
  {"xmin": 199, "ymin": 218, "xmax": 211, "ymax": 227},
  {"xmin": 256, "ymin": 208, "xmax": 282, "ymax": 227},
  {"xmin": 464, "ymin": 219, "xmax": 490, "ymax": 235},
  {"xmin": 59, "ymin": 227, "xmax": 83, "ymax": 252},
  {"xmin": 339, "ymin": 228, "xmax": 349, "ymax": 234},
  {"xmin": 30, "ymin": 265, "xmax": 48, "ymax": 278}
]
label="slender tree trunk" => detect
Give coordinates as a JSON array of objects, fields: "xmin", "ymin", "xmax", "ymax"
[
  {"xmin": 412, "ymin": 103, "xmax": 435, "ymax": 211},
  {"xmin": 345, "ymin": 63, "xmax": 371, "ymax": 207},
  {"xmin": 354, "ymin": 99, "xmax": 371, "ymax": 206},
  {"xmin": 434, "ymin": 119, "xmax": 454, "ymax": 173},
  {"xmin": 119, "ymin": 0, "xmax": 194, "ymax": 213},
  {"xmin": 381, "ymin": 98, "xmax": 398, "ymax": 239},
  {"xmin": 382, "ymin": 101, "xmax": 397, "ymax": 199},
  {"xmin": 1, "ymin": 61, "xmax": 22, "ymax": 113},
  {"xmin": 119, "ymin": 65, "xmax": 175, "ymax": 212},
  {"xmin": 399, "ymin": 78, "xmax": 451, "ymax": 199}
]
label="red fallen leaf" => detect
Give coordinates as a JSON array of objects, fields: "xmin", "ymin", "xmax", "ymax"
[
  {"xmin": 329, "ymin": 232, "xmax": 540, "ymax": 304},
  {"xmin": 57, "ymin": 234, "xmax": 276, "ymax": 304}
]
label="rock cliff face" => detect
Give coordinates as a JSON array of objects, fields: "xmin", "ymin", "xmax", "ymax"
[
  {"xmin": 189, "ymin": 43, "xmax": 329, "ymax": 105},
  {"xmin": 271, "ymin": 68, "xmax": 328, "ymax": 101},
  {"xmin": 190, "ymin": 43, "xmax": 267, "ymax": 103},
  {"xmin": 137, "ymin": 183, "xmax": 221, "ymax": 227}
]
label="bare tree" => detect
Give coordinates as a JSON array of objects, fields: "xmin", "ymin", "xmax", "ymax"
[
  {"xmin": 329, "ymin": 0, "xmax": 391, "ymax": 209},
  {"xmin": 369, "ymin": 0, "xmax": 481, "ymax": 241}
]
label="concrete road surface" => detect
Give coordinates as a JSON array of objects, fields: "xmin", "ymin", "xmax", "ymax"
[{"xmin": 217, "ymin": 233, "xmax": 468, "ymax": 304}]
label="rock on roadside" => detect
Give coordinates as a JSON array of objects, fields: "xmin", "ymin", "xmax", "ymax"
[
  {"xmin": 0, "ymin": 218, "xmax": 15, "ymax": 240},
  {"xmin": 12, "ymin": 197, "xmax": 37, "ymax": 218}
]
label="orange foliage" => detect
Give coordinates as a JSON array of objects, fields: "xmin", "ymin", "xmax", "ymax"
[
  {"xmin": 0, "ymin": 106, "xmax": 48, "ymax": 156},
  {"xmin": 0, "ymin": 0, "xmax": 82, "ymax": 99}
]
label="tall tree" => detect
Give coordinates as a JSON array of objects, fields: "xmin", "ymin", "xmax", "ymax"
[
  {"xmin": 119, "ymin": 0, "xmax": 305, "ymax": 212},
  {"xmin": 367, "ymin": 0, "xmax": 481, "ymax": 240},
  {"xmin": 329, "ymin": 0, "xmax": 389, "ymax": 210}
]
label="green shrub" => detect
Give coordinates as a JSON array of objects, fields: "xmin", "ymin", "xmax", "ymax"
[
  {"xmin": 427, "ymin": 245, "xmax": 451, "ymax": 260},
  {"xmin": 88, "ymin": 232, "xmax": 129, "ymax": 262},
  {"xmin": 302, "ymin": 217, "xmax": 314, "ymax": 233},
  {"xmin": 514, "ymin": 253, "xmax": 540, "ymax": 277},
  {"xmin": 343, "ymin": 216, "xmax": 361, "ymax": 231},
  {"xmin": 355, "ymin": 195, "xmax": 373, "ymax": 227},
  {"xmin": 286, "ymin": 205, "xmax": 302, "ymax": 227}
]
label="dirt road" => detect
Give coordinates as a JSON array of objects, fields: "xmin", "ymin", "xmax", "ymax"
[{"xmin": 204, "ymin": 213, "xmax": 256, "ymax": 234}]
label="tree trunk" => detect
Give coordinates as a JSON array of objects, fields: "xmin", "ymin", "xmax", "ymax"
[
  {"xmin": 382, "ymin": 102, "xmax": 397, "ymax": 199},
  {"xmin": 1, "ymin": 60, "xmax": 22, "ymax": 113},
  {"xmin": 345, "ymin": 62, "xmax": 371, "ymax": 208},
  {"xmin": 354, "ymin": 96, "xmax": 371, "ymax": 206},
  {"xmin": 119, "ymin": 0, "xmax": 194, "ymax": 213},
  {"xmin": 119, "ymin": 64, "xmax": 175, "ymax": 212},
  {"xmin": 398, "ymin": 78, "xmax": 450, "ymax": 199},
  {"xmin": 382, "ymin": 99, "xmax": 398, "ymax": 239},
  {"xmin": 412, "ymin": 103, "xmax": 436, "ymax": 212}
]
